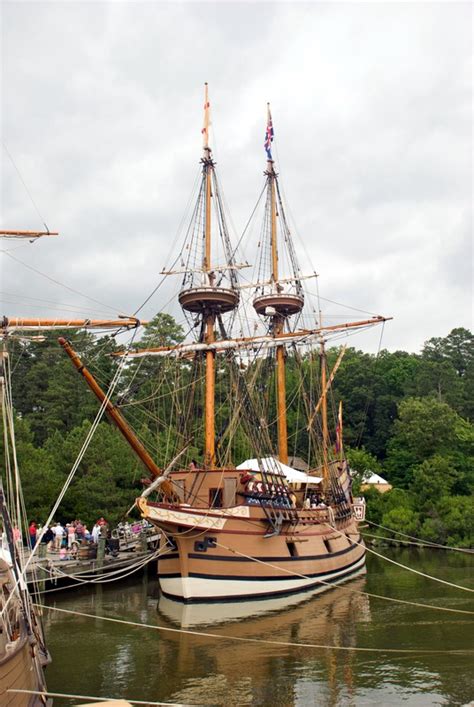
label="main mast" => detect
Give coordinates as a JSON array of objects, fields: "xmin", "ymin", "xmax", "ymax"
[
  {"xmin": 178, "ymin": 84, "xmax": 239, "ymax": 467},
  {"xmin": 203, "ymin": 83, "xmax": 216, "ymax": 465},
  {"xmin": 253, "ymin": 105, "xmax": 304, "ymax": 465}
]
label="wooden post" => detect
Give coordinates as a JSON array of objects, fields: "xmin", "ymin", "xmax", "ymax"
[
  {"xmin": 140, "ymin": 530, "xmax": 148, "ymax": 554},
  {"xmin": 97, "ymin": 532, "xmax": 106, "ymax": 573}
]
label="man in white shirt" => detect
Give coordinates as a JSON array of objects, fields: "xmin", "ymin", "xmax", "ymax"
[{"xmin": 52, "ymin": 522, "xmax": 64, "ymax": 551}]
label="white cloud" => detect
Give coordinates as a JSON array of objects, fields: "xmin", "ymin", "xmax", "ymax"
[{"xmin": 1, "ymin": 1, "xmax": 472, "ymax": 354}]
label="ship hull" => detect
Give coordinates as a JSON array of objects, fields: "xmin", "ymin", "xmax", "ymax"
[
  {"xmin": 159, "ymin": 552, "xmax": 366, "ymax": 602},
  {"xmin": 138, "ymin": 497, "xmax": 366, "ymax": 603},
  {"xmin": 0, "ymin": 620, "xmax": 50, "ymax": 706}
]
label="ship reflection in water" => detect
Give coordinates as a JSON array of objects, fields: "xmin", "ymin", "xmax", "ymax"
[
  {"xmin": 155, "ymin": 575, "xmax": 371, "ymax": 706},
  {"xmin": 157, "ymin": 573, "xmax": 370, "ymax": 629}
]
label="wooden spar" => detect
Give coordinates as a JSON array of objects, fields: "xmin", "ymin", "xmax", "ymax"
[
  {"xmin": 203, "ymin": 159, "xmax": 216, "ymax": 464},
  {"xmin": 203, "ymin": 84, "xmax": 215, "ymax": 466},
  {"xmin": 270, "ymin": 162, "xmax": 278, "ymax": 283},
  {"xmin": 205, "ymin": 316, "xmax": 216, "ymax": 465},
  {"xmin": 2, "ymin": 317, "xmax": 143, "ymax": 331},
  {"xmin": 58, "ymin": 337, "xmax": 175, "ymax": 498},
  {"xmin": 275, "ymin": 319, "xmax": 288, "ymax": 464},
  {"xmin": 0, "ymin": 230, "xmax": 58, "ymax": 237},
  {"xmin": 204, "ymin": 150, "xmax": 212, "ymax": 272},
  {"xmin": 238, "ymin": 273, "xmax": 317, "ymax": 290},
  {"xmin": 112, "ymin": 316, "xmax": 392, "ymax": 357},
  {"xmin": 268, "ymin": 160, "xmax": 288, "ymax": 464},
  {"xmin": 307, "ymin": 344, "xmax": 347, "ymax": 429},
  {"xmin": 320, "ymin": 340, "xmax": 329, "ymax": 486}
]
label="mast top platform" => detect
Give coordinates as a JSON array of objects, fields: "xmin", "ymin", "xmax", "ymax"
[
  {"xmin": 179, "ymin": 285, "xmax": 239, "ymax": 314},
  {"xmin": 253, "ymin": 291, "xmax": 304, "ymax": 317}
]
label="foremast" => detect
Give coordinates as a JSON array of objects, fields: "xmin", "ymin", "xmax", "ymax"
[
  {"xmin": 203, "ymin": 84, "xmax": 217, "ymax": 466},
  {"xmin": 178, "ymin": 84, "xmax": 239, "ymax": 467}
]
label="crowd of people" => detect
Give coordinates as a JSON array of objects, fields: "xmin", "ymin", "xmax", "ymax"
[
  {"xmin": 25, "ymin": 517, "xmax": 108, "ymax": 552},
  {"xmin": 240, "ymin": 475, "xmax": 297, "ymax": 508},
  {"xmin": 303, "ymin": 493, "xmax": 327, "ymax": 509},
  {"xmin": 238, "ymin": 472, "xmax": 331, "ymax": 512}
]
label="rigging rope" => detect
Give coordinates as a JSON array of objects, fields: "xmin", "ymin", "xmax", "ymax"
[
  {"xmin": 2, "ymin": 141, "xmax": 48, "ymax": 229},
  {"xmin": 0, "ymin": 329, "xmax": 137, "ymax": 618},
  {"xmin": 1, "ymin": 249, "xmax": 119, "ymax": 314},
  {"xmin": 365, "ymin": 520, "xmax": 474, "ymax": 554},
  {"xmin": 36, "ymin": 604, "xmax": 473, "ymax": 655},
  {"xmin": 349, "ymin": 536, "xmax": 474, "ymax": 591}
]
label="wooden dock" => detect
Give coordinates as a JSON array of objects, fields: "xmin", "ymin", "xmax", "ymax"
[{"xmin": 24, "ymin": 546, "xmax": 157, "ymax": 590}]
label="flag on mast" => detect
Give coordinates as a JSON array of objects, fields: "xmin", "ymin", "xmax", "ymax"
[
  {"xmin": 202, "ymin": 82, "xmax": 211, "ymax": 149},
  {"xmin": 335, "ymin": 400, "xmax": 343, "ymax": 454},
  {"xmin": 264, "ymin": 103, "xmax": 274, "ymax": 159}
]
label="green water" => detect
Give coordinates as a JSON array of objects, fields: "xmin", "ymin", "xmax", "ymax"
[{"xmin": 42, "ymin": 548, "xmax": 473, "ymax": 706}]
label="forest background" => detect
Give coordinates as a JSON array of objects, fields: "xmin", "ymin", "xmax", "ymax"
[{"xmin": 3, "ymin": 319, "xmax": 473, "ymax": 548}]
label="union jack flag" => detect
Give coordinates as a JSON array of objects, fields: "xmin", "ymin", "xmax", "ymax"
[{"xmin": 264, "ymin": 104, "xmax": 274, "ymax": 159}]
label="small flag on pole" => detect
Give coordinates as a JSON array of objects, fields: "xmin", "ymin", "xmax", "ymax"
[
  {"xmin": 264, "ymin": 103, "xmax": 274, "ymax": 159},
  {"xmin": 202, "ymin": 83, "xmax": 211, "ymax": 148},
  {"xmin": 335, "ymin": 401, "xmax": 343, "ymax": 455}
]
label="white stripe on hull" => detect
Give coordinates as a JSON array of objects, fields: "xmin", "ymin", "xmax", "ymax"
[{"xmin": 160, "ymin": 553, "xmax": 366, "ymax": 602}]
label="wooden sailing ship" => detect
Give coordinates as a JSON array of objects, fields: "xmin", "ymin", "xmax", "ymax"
[{"xmin": 58, "ymin": 86, "xmax": 390, "ymax": 603}]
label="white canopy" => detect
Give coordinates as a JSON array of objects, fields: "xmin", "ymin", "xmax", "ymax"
[
  {"xmin": 237, "ymin": 457, "xmax": 322, "ymax": 485},
  {"xmin": 362, "ymin": 471, "xmax": 389, "ymax": 485}
]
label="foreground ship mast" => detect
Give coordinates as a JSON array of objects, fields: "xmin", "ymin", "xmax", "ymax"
[{"xmin": 177, "ymin": 83, "xmax": 239, "ymax": 467}]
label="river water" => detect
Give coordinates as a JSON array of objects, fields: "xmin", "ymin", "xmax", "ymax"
[{"xmin": 41, "ymin": 548, "xmax": 473, "ymax": 706}]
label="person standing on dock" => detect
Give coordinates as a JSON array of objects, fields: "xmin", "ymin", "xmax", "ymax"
[
  {"xmin": 28, "ymin": 521, "xmax": 37, "ymax": 549},
  {"xmin": 41, "ymin": 525, "xmax": 54, "ymax": 551},
  {"xmin": 75, "ymin": 520, "xmax": 85, "ymax": 540},
  {"xmin": 67, "ymin": 523, "xmax": 76, "ymax": 549},
  {"xmin": 53, "ymin": 522, "xmax": 64, "ymax": 551},
  {"xmin": 91, "ymin": 522, "xmax": 101, "ymax": 544}
]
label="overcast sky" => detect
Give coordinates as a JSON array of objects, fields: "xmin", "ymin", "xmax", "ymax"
[{"xmin": 1, "ymin": 1, "xmax": 472, "ymax": 353}]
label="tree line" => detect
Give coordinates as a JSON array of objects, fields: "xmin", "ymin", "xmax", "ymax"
[{"xmin": 2, "ymin": 319, "xmax": 472, "ymax": 547}]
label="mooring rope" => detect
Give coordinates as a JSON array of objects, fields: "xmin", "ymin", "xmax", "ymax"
[
  {"xmin": 362, "ymin": 529, "xmax": 474, "ymax": 552},
  {"xmin": 36, "ymin": 604, "xmax": 473, "ymax": 655},
  {"xmin": 346, "ymin": 535, "xmax": 474, "ymax": 593},
  {"xmin": 365, "ymin": 520, "xmax": 474, "ymax": 554},
  {"xmin": 213, "ymin": 541, "xmax": 474, "ymax": 615}
]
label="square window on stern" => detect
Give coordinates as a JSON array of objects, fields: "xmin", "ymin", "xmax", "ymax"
[{"xmin": 209, "ymin": 488, "xmax": 223, "ymax": 508}]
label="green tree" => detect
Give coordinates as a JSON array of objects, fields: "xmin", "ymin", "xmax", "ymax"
[
  {"xmin": 422, "ymin": 327, "xmax": 474, "ymax": 377},
  {"xmin": 385, "ymin": 397, "xmax": 463, "ymax": 486}
]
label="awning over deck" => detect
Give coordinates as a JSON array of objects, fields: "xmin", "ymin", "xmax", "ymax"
[{"xmin": 236, "ymin": 457, "xmax": 322, "ymax": 485}]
